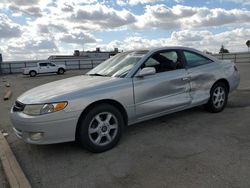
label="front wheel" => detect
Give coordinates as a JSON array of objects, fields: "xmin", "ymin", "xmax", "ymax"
[
  {"xmin": 205, "ymin": 82, "xmax": 228, "ymax": 113},
  {"xmin": 77, "ymin": 104, "xmax": 124, "ymax": 153}
]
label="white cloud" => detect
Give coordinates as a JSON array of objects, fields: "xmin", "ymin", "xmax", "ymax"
[
  {"xmin": 2, "ymin": 27, "xmax": 250, "ymax": 60},
  {"xmin": 71, "ymin": 4, "xmax": 136, "ymax": 29},
  {"xmin": 134, "ymin": 4, "xmax": 250, "ymax": 30},
  {"xmin": 1, "ymin": 1, "xmax": 250, "ymax": 60},
  {"xmin": 97, "ymin": 28, "xmax": 250, "ymax": 53},
  {"xmin": 0, "ymin": 0, "xmax": 50, "ymax": 17},
  {"xmin": 9, "ymin": 5, "xmax": 43, "ymax": 17},
  {"xmin": 117, "ymin": 0, "xmax": 161, "ymax": 6},
  {"xmin": 219, "ymin": 0, "xmax": 250, "ymax": 5},
  {"xmin": 1, "ymin": 0, "xmax": 41, "ymax": 6},
  {"xmin": 0, "ymin": 14, "xmax": 22, "ymax": 38},
  {"xmin": 59, "ymin": 31, "xmax": 97, "ymax": 44},
  {"xmin": 174, "ymin": 0, "xmax": 184, "ymax": 3},
  {"xmin": 4, "ymin": 37, "xmax": 58, "ymax": 60},
  {"xmin": 37, "ymin": 24, "xmax": 68, "ymax": 34}
]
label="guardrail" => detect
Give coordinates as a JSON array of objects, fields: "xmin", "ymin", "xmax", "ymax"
[{"xmin": 0, "ymin": 58, "xmax": 107, "ymax": 74}]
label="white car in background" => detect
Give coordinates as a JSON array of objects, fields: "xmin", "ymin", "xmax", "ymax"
[{"xmin": 23, "ymin": 62, "xmax": 66, "ymax": 77}]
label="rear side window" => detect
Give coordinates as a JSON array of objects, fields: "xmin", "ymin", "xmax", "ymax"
[{"xmin": 184, "ymin": 51, "xmax": 213, "ymax": 68}]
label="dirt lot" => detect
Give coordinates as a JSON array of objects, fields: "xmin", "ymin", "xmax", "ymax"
[
  {"xmin": 0, "ymin": 65, "xmax": 250, "ymax": 188},
  {"xmin": 0, "ymin": 162, "xmax": 9, "ymax": 188}
]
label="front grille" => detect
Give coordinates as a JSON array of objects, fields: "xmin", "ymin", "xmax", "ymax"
[{"xmin": 13, "ymin": 101, "xmax": 25, "ymax": 112}]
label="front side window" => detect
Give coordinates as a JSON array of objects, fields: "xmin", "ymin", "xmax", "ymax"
[
  {"xmin": 49, "ymin": 63, "xmax": 56, "ymax": 67},
  {"xmin": 143, "ymin": 50, "xmax": 183, "ymax": 73},
  {"xmin": 184, "ymin": 51, "xmax": 213, "ymax": 68},
  {"xmin": 40, "ymin": 63, "xmax": 47, "ymax": 67}
]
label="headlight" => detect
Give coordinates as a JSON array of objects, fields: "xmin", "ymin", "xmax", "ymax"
[{"xmin": 23, "ymin": 102, "xmax": 68, "ymax": 115}]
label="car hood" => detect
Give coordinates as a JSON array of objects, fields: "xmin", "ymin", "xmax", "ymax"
[{"xmin": 18, "ymin": 75, "xmax": 119, "ymax": 104}]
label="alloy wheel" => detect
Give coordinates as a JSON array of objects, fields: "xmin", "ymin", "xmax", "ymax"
[
  {"xmin": 212, "ymin": 86, "xmax": 226, "ymax": 109},
  {"xmin": 88, "ymin": 112, "xmax": 118, "ymax": 146}
]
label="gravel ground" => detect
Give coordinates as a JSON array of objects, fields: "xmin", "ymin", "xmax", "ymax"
[
  {"xmin": 0, "ymin": 162, "xmax": 9, "ymax": 188},
  {"xmin": 0, "ymin": 65, "xmax": 250, "ymax": 188}
]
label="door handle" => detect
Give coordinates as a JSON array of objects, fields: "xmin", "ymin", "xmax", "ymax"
[{"xmin": 182, "ymin": 77, "xmax": 190, "ymax": 81}]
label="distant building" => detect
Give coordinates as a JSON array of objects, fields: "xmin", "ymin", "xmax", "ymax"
[
  {"xmin": 80, "ymin": 48, "xmax": 119, "ymax": 59},
  {"xmin": 48, "ymin": 48, "xmax": 119, "ymax": 60}
]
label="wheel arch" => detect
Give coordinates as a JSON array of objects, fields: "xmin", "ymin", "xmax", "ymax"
[
  {"xmin": 58, "ymin": 67, "xmax": 65, "ymax": 71},
  {"xmin": 29, "ymin": 70, "xmax": 37, "ymax": 74},
  {"xmin": 212, "ymin": 78, "xmax": 230, "ymax": 92},
  {"xmin": 75, "ymin": 99, "xmax": 128, "ymax": 140}
]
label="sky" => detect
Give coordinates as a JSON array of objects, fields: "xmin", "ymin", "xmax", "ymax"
[{"xmin": 0, "ymin": 0, "xmax": 250, "ymax": 61}]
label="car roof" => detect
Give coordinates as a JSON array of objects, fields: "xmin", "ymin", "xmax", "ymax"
[
  {"xmin": 126, "ymin": 46, "xmax": 218, "ymax": 62},
  {"xmin": 128, "ymin": 46, "xmax": 201, "ymax": 53}
]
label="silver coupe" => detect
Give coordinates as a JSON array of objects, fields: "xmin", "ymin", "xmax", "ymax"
[{"xmin": 10, "ymin": 47, "xmax": 240, "ymax": 152}]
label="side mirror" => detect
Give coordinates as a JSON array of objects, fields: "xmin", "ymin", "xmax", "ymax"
[{"xmin": 136, "ymin": 67, "xmax": 156, "ymax": 77}]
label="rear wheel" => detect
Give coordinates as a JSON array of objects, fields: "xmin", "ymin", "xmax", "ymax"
[
  {"xmin": 29, "ymin": 70, "xmax": 37, "ymax": 77},
  {"xmin": 77, "ymin": 104, "xmax": 124, "ymax": 153},
  {"xmin": 57, "ymin": 68, "xmax": 65, "ymax": 75},
  {"xmin": 205, "ymin": 82, "xmax": 228, "ymax": 113}
]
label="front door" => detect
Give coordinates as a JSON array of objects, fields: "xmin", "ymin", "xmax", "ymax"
[
  {"xmin": 133, "ymin": 50, "xmax": 191, "ymax": 119},
  {"xmin": 48, "ymin": 63, "xmax": 58, "ymax": 72},
  {"xmin": 38, "ymin": 63, "xmax": 49, "ymax": 73}
]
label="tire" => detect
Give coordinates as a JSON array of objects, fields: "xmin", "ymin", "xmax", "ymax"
[
  {"xmin": 29, "ymin": 70, "xmax": 37, "ymax": 77},
  {"xmin": 57, "ymin": 68, "xmax": 65, "ymax": 75},
  {"xmin": 205, "ymin": 82, "xmax": 228, "ymax": 113},
  {"xmin": 77, "ymin": 104, "xmax": 124, "ymax": 153}
]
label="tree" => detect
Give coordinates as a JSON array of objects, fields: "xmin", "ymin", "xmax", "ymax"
[
  {"xmin": 203, "ymin": 50, "xmax": 212, "ymax": 54},
  {"xmin": 219, "ymin": 45, "xmax": 229, "ymax": 54},
  {"xmin": 246, "ymin": 40, "xmax": 250, "ymax": 52},
  {"xmin": 73, "ymin": 50, "xmax": 80, "ymax": 56}
]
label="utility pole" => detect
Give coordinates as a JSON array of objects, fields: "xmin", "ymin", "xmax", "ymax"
[{"xmin": 0, "ymin": 54, "xmax": 2, "ymax": 75}]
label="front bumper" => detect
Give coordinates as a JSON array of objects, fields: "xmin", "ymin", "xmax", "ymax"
[{"xmin": 10, "ymin": 108, "xmax": 81, "ymax": 144}]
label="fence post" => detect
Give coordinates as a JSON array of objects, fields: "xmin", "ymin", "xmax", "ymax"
[
  {"xmin": 9, "ymin": 63, "xmax": 12, "ymax": 74},
  {"xmin": 78, "ymin": 60, "xmax": 80, "ymax": 70},
  {"xmin": 0, "ymin": 62, "xmax": 2, "ymax": 75},
  {"xmin": 91, "ymin": 60, "xmax": 93, "ymax": 68},
  {"xmin": 24, "ymin": 62, "xmax": 27, "ymax": 67},
  {"xmin": 234, "ymin": 54, "xmax": 236, "ymax": 63}
]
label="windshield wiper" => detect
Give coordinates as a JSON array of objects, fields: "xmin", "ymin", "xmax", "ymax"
[{"xmin": 87, "ymin": 73, "xmax": 108, "ymax": 77}]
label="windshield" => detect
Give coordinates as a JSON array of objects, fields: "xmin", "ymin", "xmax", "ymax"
[{"xmin": 87, "ymin": 51, "xmax": 147, "ymax": 78}]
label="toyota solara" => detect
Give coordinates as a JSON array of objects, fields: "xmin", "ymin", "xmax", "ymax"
[{"xmin": 10, "ymin": 47, "xmax": 240, "ymax": 152}]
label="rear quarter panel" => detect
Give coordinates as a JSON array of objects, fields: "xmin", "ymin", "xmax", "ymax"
[
  {"xmin": 187, "ymin": 61, "xmax": 228, "ymax": 105},
  {"xmin": 220, "ymin": 60, "xmax": 240, "ymax": 92}
]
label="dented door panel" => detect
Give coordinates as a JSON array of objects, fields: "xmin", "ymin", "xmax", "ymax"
[
  {"xmin": 187, "ymin": 63, "xmax": 220, "ymax": 104},
  {"xmin": 133, "ymin": 69, "xmax": 191, "ymax": 118}
]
